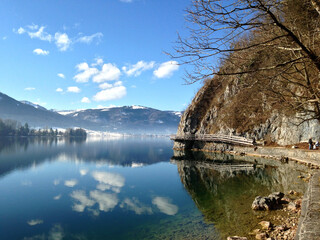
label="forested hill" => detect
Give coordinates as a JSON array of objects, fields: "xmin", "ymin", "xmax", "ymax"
[{"xmin": 173, "ymin": 0, "xmax": 320, "ymax": 145}]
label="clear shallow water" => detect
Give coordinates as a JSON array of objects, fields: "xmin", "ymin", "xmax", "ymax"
[{"xmin": 0, "ymin": 137, "xmax": 309, "ymax": 240}]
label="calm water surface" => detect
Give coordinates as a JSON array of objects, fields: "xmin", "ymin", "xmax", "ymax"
[{"xmin": 0, "ymin": 137, "xmax": 309, "ymax": 240}]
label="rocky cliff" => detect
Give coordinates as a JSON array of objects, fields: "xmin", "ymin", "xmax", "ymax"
[{"xmin": 175, "ymin": 75, "xmax": 320, "ymax": 147}]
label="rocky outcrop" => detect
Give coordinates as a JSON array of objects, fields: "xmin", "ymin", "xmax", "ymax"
[{"xmin": 175, "ymin": 76, "xmax": 320, "ymax": 147}]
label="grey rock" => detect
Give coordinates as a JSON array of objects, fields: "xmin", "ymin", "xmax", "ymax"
[{"xmin": 252, "ymin": 192, "xmax": 284, "ymax": 210}]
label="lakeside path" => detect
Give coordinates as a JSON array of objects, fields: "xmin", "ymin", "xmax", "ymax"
[
  {"xmin": 296, "ymin": 172, "xmax": 320, "ymax": 240},
  {"xmin": 230, "ymin": 146, "xmax": 320, "ymax": 168}
]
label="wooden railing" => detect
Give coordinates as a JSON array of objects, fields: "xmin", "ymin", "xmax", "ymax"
[
  {"xmin": 170, "ymin": 134, "xmax": 254, "ymax": 146},
  {"xmin": 171, "ymin": 159, "xmax": 257, "ymax": 172}
]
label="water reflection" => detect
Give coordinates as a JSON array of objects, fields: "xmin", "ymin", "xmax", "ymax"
[
  {"xmin": 120, "ymin": 197, "xmax": 153, "ymax": 215},
  {"xmin": 64, "ymin": 179, "xmax": 78, "ymax": 188},
  {"xmin": 0, "ymin": 137, "xmax": 310, "ymax": 240},
  {"xmin": 172, "ymin": 150, "xmax": 309, "ymax": 239},
  {"xmin": 92, "ymin": 171, "xmax": 125, "ymax": 193},
  {"xmin": 0, "ymin": 137, "xmax": 173, "ymax": 179},
  {"xmin": 152, "ymin": 196, "xmax": 178, "ymax": 216},
  {"xmin": 27, "ymin": 219, "xmax": 44, "ymax": 226}
]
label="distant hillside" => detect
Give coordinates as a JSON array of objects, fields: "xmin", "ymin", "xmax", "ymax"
[
  {"xmin": 0, "ymin": 92, "xmax": 181, "ymax": 134},
  {"xmin": 0, "ymin": 92, "xmax": 87, "ymax": 129},
  {"xmin": 57, "ymin": 106, "xmax": 182, "ymax": 134},
  {"xmin": 20, "ymin": 101, "xmax": 47, "ymax": 111}
]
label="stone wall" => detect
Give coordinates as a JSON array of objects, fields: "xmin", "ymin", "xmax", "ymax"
[{"xmin": 295, "ymin": 172, "xmax": 320, "ymax": 240}]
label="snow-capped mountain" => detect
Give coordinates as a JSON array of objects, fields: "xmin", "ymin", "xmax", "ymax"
[
  {"xmin": 57, "ymin": 105, "xmax": 182, "ymax": 134},
  {"xmin": 20, "ymin": 101, "xmax": 47, "ymax": 111},
  {"xmin": 0, "ymin": 92, "xmax": 96, "ymax": 129},
  {"xmin": 0, "ymin": 92, "xmax": 182, "ymax": 134}
]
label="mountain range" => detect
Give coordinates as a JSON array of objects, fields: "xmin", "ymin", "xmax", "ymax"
[{"xmin": 0, "ymin": 92, "xmax": 181, "ymax": 134}]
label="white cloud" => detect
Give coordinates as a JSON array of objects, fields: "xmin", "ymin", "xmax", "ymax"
[
  {"xmin": 55, "ymin": 32, "xmax": 71, "ymax": 51},
  {"xmin": 153, "ymin": 61, "xmax": 179, "ymax": 78},
  {"xmin": 2, "ymin": 36, "xmax": 7, "ymax": 40},
  {"xmin": 122, "ymin": 61, "xmax": 155, "ymax": 77},
  {"xmin": 67, "ymin": 86, "xmax": 81, "ymax": 93},
  {"xmin": 15, "ymin": 25, "xmax": 105, "ymax": 52},
  {"xmin": 27, "ymin": 24, "xmax": 39, "ymax": 30},
  {"xmin": 27, "ymin": 219, "xmax": 43, "ymax": 226},
  {"xmin": 57, "ymin": 73, "xmax": 65, "ymax": 79},
  {"xmin": 33, "ymin": 48, "xmax": 49, "ymax": 55},
  {"xmin": 49, "ymin": 224, "xmax": 64, "ymax": 240},
  {"xmin": 152, "ymin": 197, "xmax": 178, "ymax": 215},
  {"xmin": 24, "ymin": 87, "xmax": 35, "ymax": 91},
  {"xmin": 131, "ymin": 85, "xmax": 137, "ymax": 88},
  {"xmin": 93, "ymin": 86, "xmax": 127, "ymax": 102},
  {"xmin": 17, "ymin": 27, "xmax": 26, "ymax": 34},
  {"xmin": 91, "ymin": 171, "xmax": 125, "ymax": 192},
  {"xmin": 70, "ymin": 190, "xmax": 118, "ymax": 213},
  {"xmin": 70, "ymin": 190, "xmax": 95, "ymax": 212},
  {"xmin": 81, "ymin": 97, "xmax": 91, "ymax": 103},
  {"xmin": 92, "ymin": 58, "xmax": 104, "ymax": 67},
  {"xmin": 114, "ymin": 81, "xmax": 123, "ymax": 87},
  {"xmin": 90, "ymin": 190, "xmax": 118, "ymax": 212},
  {"xmin": 99, "ymin": 83, "xmax": 113, "ymax": 89},
  {"xmin": 92, "ymin": 63, "xmax": 121, "ymax": 83},
  {"xmin": 74, "ymin": 62, "xmax": 99, "ymax": 83},
  {"xmin": 120, "ymin": 198, "xmax": 153, "ymax": 215},
  {"xmin": 28, "ymin": 26, "xmax": 52, "ymax": 42},
  {"xmin": 80, "ymin": 169, "xmax": 89, "ymax": 176},
  {"xmin": 56, "ymin": 88, "xmax": 63, "ymax": 92},
  {"xmin": 53, "ymin": 179, "xmax": 60, "ymax": 185},
  {"xmin": 77, "ymin": 32, "xmax": 103, "ymax": 44},
  {"xmin": 64, "ymin": 179, "xmax": 78, "ymax": 187},
  {"xmin": 54, "ymin": 194, "xmax": 62, "ymax": 200}
]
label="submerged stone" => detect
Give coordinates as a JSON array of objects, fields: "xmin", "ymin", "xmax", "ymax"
[
  {"xmin": 227, "ymin": 236, "xmax": 248, "ymax": 240},
  {"xmin": 252, "ymin": 192, "xmax": 284, "ymax": 210},
  {"xmin": 259, "ymin": 221, "xmax": 273, "ymax": 230}
]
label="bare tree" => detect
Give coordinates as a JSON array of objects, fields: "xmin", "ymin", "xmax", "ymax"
[
  {"xmin": 170, "ymin": 0, "xmax": 320, "ymax": 121},
  {"xmin": 312, "ymin": 0, "xmax": 320, "ymax": 15}
]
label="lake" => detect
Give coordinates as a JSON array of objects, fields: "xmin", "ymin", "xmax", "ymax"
[{"xmin": 0, "ymin": 137, "xmax": 309, "ymax": 240}]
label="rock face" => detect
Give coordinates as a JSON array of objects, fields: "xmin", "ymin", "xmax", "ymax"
[{"xmin": 174, "ymin": 76, "xmax": 320, "ymax": 147}]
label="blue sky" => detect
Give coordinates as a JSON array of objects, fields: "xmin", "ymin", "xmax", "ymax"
[{"xmin": 0, "ymin": 0, "xmax": 201, "ymax": 111}]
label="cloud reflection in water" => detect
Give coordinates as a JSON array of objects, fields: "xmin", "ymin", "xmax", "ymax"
[
  {"xmin": 70, "ymin": 190, "xmax": 95, "ymax": 212},
  {"xmin": 92, "ymin": 171, "xmax": 125, "ymax": 193},
  {"xmin": 120, "ymin": 197, "xmax": 153, "ymax": 215},
  {"xmin": 152, "ymin": 196, "xmax": 178, "ymax": 216},
  {"xmin": 64, "ymin": 179, "xmax": 78, "ymax": 187},
  {"xmin": 79, "ymin": 169, "xmax": 88, "ymax": 176},
  {"xmin": 27, "ymin": 219, "xmax": 43, "ymax": 226},
  {"xmin": 90, "ymin": 190, "xmax": 118, "ymax": 212},
  {"xmin": 53, "ymin": 194, "xmax": 61, "ymax": 200}
]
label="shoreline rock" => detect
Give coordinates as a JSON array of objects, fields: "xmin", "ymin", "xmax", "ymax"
[
  {"xmin": 252, "ymin": 194, "xmax": 302, "ymax": 240},
  {"xmin": 252, "ymin": 192, "xmax": 285, "ymax": 210}
]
